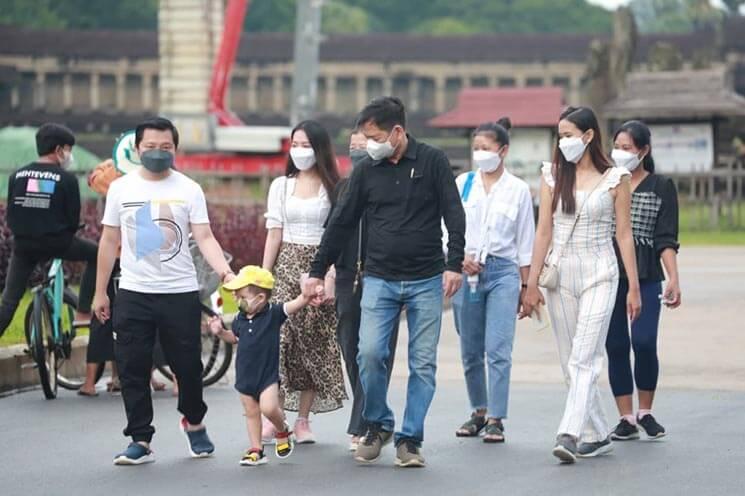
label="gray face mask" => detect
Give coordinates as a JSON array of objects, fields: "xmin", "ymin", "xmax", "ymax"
[
  {"xmin": 140, "ymin": 149, "xmax": 174, "ymax": 173},
  {"xmin": 349, "ymin": 149, "xmax": 368, "ymax": 168}
]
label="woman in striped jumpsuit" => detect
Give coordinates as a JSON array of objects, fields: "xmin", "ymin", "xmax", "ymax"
[{"xmin": 522, "ymin": 107, "xmax": 641, "ymax": 464}]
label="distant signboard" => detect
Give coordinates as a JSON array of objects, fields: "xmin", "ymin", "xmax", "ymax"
[{"xmin": 649, "ymin": 123, "xmax": 714, "ymax": 173}]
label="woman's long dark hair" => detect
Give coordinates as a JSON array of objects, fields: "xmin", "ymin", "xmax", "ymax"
[
  {"xmin": 286, "ymin": 120, "xmax": 340, "ymax": 199},
  {"xmin": 614, "ymin": 120, "xmax": 656, "ymax": 174},
  {"xmin": 551, "ymin": 106, "xmax": 612, "ymax": 214}
]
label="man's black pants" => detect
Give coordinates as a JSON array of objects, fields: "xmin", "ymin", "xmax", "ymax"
[
  {"xmin": 0, "ymin": 236, "xmax": 97, "ymax": 336},
  {"xmin": 113, "ymin": 289, "xmax": 206, "ymax": 443},
  {"xmin": 335, "ymin": 276, "xmax": 399, "ymax": 436}
]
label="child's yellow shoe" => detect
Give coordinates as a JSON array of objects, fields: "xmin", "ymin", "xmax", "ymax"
[
  {"xmin": 275, "ymin": 424, "xmax": 295, "ymax": 459},
  {"xmin": 240, "ymin": 448, "xmax": 267, "ymax": 466}
]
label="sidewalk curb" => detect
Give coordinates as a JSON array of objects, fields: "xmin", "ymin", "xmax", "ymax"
[{"xmin": 0, "ymin": 337, "xmax": 88, "ymax": 396}]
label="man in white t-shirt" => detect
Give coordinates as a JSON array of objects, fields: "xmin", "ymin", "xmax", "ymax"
[{"xmin": 93, "ymin": 117, "xmax": 235, "ymax": 466}]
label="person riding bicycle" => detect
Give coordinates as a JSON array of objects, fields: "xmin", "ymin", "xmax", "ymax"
[{"xmin": 0, "ymin": 123, "xmax": 97, "ymax": 338}]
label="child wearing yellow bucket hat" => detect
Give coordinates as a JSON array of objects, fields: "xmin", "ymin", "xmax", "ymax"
[{"xmin": 209, "ymin": 265, "xmax": 314, "ymax": 466}]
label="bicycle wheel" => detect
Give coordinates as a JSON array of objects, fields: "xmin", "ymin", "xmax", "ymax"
[
  {"xmin": 25, "ymin": 289, "xmax": 105, "ymax": 390},
  {"xmin": 25, "ymin": 292, "xmax": 57, "ymax": 399},
  {"xmin": 156, "ymin": 305, "xmax": 233, "ymax": 387}
]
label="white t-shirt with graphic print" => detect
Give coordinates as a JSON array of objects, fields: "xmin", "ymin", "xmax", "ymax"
[{"xmin": 102, "ymin": 169, "xmax": 209, "ymax": 293}]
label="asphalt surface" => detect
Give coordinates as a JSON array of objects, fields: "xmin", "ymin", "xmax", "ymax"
[{"xmin": 2, "ymin": 246, "xmax": 744, "ymax": 495}]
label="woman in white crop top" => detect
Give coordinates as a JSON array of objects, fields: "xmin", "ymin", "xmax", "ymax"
[{"xmin": 261, "ymin": 120, "xmax": 346, "ymax": 444}]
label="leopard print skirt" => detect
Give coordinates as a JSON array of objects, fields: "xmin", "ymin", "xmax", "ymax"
[{"xmin": 272, "ymin": 242, "xmax": 346, "ymax": 413}]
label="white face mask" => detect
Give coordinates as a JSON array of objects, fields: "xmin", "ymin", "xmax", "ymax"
[
  {"xmin": 472, "ymin": 150, "xmax": 502, "ymax": 173},
  {"xmin": 366, "ymin": 128, "xmax": 398, "ymax": 161},
  {"xmin": 559, "ymin": 135, "xmax": 588, "ymax": 163},
  {"xmin": 290, "ymin": 147, "xmax": 316, "ymax": 171},
  {"xmin": 611, "ymin": 148, "xmax": 642, "ymax": 172},
  {"xmin": 59, "ymin": 150, "xmax": 74, "ymax": 169}
]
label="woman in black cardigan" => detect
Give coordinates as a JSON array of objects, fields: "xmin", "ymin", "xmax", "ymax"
[{"xmin": 606, "ymin": 120, "xmax": 681, "ymax": 441}]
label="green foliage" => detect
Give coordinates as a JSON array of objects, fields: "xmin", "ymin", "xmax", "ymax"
[
  {"xmin": 411, "ymin": 17, "xmax": 474, "ymax": 35},
  {"xmin": 0, "ymin": 0, "xmax": 614, "ymax": 35},
  {"xmin": 721, "ymin": 0, "xmax": 744, "ymax": 15},
  {"xmin": 321, "ymin": 1, "xmax": 373, "ymax": 34},
  {"xmin": 0, "ymin": 0, "xmax": 157, "ymax": 30},
  {"xmin": 0, "ymin": 0, "xmax": 64, "ymax": 29},
  {"xmin": 630, "ymin": 0, "xmax": 724, "ymax": 33}
]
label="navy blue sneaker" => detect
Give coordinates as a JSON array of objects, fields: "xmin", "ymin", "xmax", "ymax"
[
  {"xmin": 113, "ymin": 442, "xmax": 154, "ymax": 465},
  {"xmin": 180, "ymin": 417, "xmax": 215, "ymax": 458}
]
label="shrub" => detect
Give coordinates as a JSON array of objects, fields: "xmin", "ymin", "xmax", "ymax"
[{"xmin": 0, "ymin": 200, "xmax": 267, "ymax": 291}]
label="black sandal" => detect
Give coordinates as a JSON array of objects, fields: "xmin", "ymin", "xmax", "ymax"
[
  {"xmin": 483, "ymin": 420, "xmax": 505, "ymax": 443},
  {"xmin": 455, "ymin": 414, "xmax": 487, "ymax": 437}
]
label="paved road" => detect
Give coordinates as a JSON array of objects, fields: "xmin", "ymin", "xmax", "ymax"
[
  {"xmin": 2, "ymin": 246, "xmax": 744, "ymax": 495},
  {"xmin": 2, "ymin": 382, "xmax": 744, "ymax": 495}
]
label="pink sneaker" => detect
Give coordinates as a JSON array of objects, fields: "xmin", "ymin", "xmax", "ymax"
[
  {"xmin": 294, "ymin": 418, "xmax": 316, "ymax": 444},
  {"xmin": 261, "ymin": 416, "xmax": 277, "ymax": 445}
]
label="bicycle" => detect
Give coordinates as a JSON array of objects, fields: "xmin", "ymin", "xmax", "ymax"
[{"xmin": 24, "ymin": 258, "xmax": 104, "ymax": 399}]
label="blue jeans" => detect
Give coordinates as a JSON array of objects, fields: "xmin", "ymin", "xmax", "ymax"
[
  {"xmin": 357, "ymin": 274, "xmax": 443, "ymax": 445},
  {"xmin": 452, "ymin": 257, "xmax": 520, "ymax": 419}
]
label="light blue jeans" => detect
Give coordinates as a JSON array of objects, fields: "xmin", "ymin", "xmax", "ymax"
[
  {"xmin": 452, "ymin": 256, "xmax": 520, "ymax": 419},
  {"xmin": 357, "ymin": 274, "xmax": 443, "ymax": 445}
]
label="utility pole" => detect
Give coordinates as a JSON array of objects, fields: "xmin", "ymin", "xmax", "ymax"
[{"xmin": 290, "ymin": 0, "xmax": 323, "ymax": 125}]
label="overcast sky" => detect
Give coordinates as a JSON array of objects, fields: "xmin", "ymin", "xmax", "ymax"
[
  {"xmin": 587, "ymin": 0, "xmax": 737, "ymax": 10},
  {"xmin": 587, "ymin": 0, "xmax": 628, "ymax": 7}
]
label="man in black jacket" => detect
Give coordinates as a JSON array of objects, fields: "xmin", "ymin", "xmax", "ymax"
[
  {"xmin": 304, "ymin": 97, "xmax": 465, "ymax": 467},
  {"xmin": 0, "ymin": 123, "xmax": 97, "ymax": 336},
  {"xmin": 333, "ymin": 129, "xmax": 399, "ymax": 452}
]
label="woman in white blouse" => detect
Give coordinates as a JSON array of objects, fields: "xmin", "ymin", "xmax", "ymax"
[
  {"xmin": 262, "ymin": 120, "xmax": 346, "ymax": 444},
  {"xmin": 452, "ymin": 118, "xmax": 535, "ymax": 443}
]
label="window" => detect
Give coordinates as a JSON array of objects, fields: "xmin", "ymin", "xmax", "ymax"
[
  {"xmin": 230, "ymin": 77, "xmax": 248, "ymax": 112},
  {"xmin": 498, "ymin": 77, "xmax": 515, "ymax": 87},
  {"xmin": 71, "ymin": 74, "xmax": 90, "ymax": 110},
  {"xmin": 125, "ymin": 74, "xmax": 143, "ymax": 112},
  {"xmin": 366, "ymin": 78, "xmax": 383, "ymax": 102},
  {"xmin": 336, "ymin": 77, "xmax": 357, "ymax": 114},
  {"xmin": 526, "ymin": 77, "xmax": 544, "ymax": 87},
  {"xmin": 99, "ymin": 74, "xmax": 117, "ymax": 111},
  {"xmin": 46, "ymin": 74, "xmax": 64, "ymax": 112},
  {"xmin": 445, "ymin": 77, "xmax": 462, "ymax": 110},
  {"xmin": 470, "ymin": 76, "xmax": 489, "ymax": 88},
  {"xmin": 257, "ymin": 76, "xmax": 274, "ymax": 112},
  {"xmin": 552, "ymin": 76, "xmax": 571, "ymax": 89},
  {"xmin": 419, "ymin": 77, "xmax": 436, "ymax": 113}
]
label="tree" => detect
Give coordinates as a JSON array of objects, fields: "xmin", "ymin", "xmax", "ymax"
[
  {"xmin": 411, "ymin": 18, "xmax": 476, "ymax": 35},
  {"xmin": 321, "ymin": 2, "xmax": 374, "ymax": 34},
  {"xmin": 0, "ymin": 0, "xmax": 66, "ymax": 29},
  {"xmin": 721, "ymin": 0, "xmax": 745, "ymax": 15},
  {"xmin": 630, "ymin": 0, "xmax": 723, "ymax": 33}
]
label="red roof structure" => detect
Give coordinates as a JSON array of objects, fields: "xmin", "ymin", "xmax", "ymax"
[{"xmin": 428, "ymin": 87, "xmax": 565, "ymax": 129}]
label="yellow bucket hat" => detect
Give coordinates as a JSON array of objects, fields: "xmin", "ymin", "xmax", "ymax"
[{"xmin": 222, "ymin": 265, "xmax": 275, "ymax": 291}]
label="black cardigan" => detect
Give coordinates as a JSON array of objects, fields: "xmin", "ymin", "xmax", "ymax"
[{"xmin": 616, "ymin": 173, "xmax": 680, "ymax": 282}]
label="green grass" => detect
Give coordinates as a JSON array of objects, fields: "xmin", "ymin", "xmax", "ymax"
[
  {"xmin": 0, "ymin": 292, "xmax": 32, "ymax": 347},
  {"xmin": 679, "ymin": 230, "xmax": 745, "ymax": 245}
]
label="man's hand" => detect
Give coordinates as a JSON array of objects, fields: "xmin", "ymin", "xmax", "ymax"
[
  {"xmin": 442, "ymin": 270, "xmax": 462, "ymax": 298},
  {"xmin": 302, "ymin": 276, "xmax": 325, "ymax": 301},
  {"xmin": 93, "ymin": 292, "xmax": 110, "ymax": 323},
  {"xmin": 208, "ymin": 316, "xmax": 223, "ymax": 336}
]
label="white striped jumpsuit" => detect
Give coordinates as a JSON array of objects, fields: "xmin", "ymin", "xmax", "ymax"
[{"xmin": 542, "ymin": 164, "xmax": 630, "ymax": 442}]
